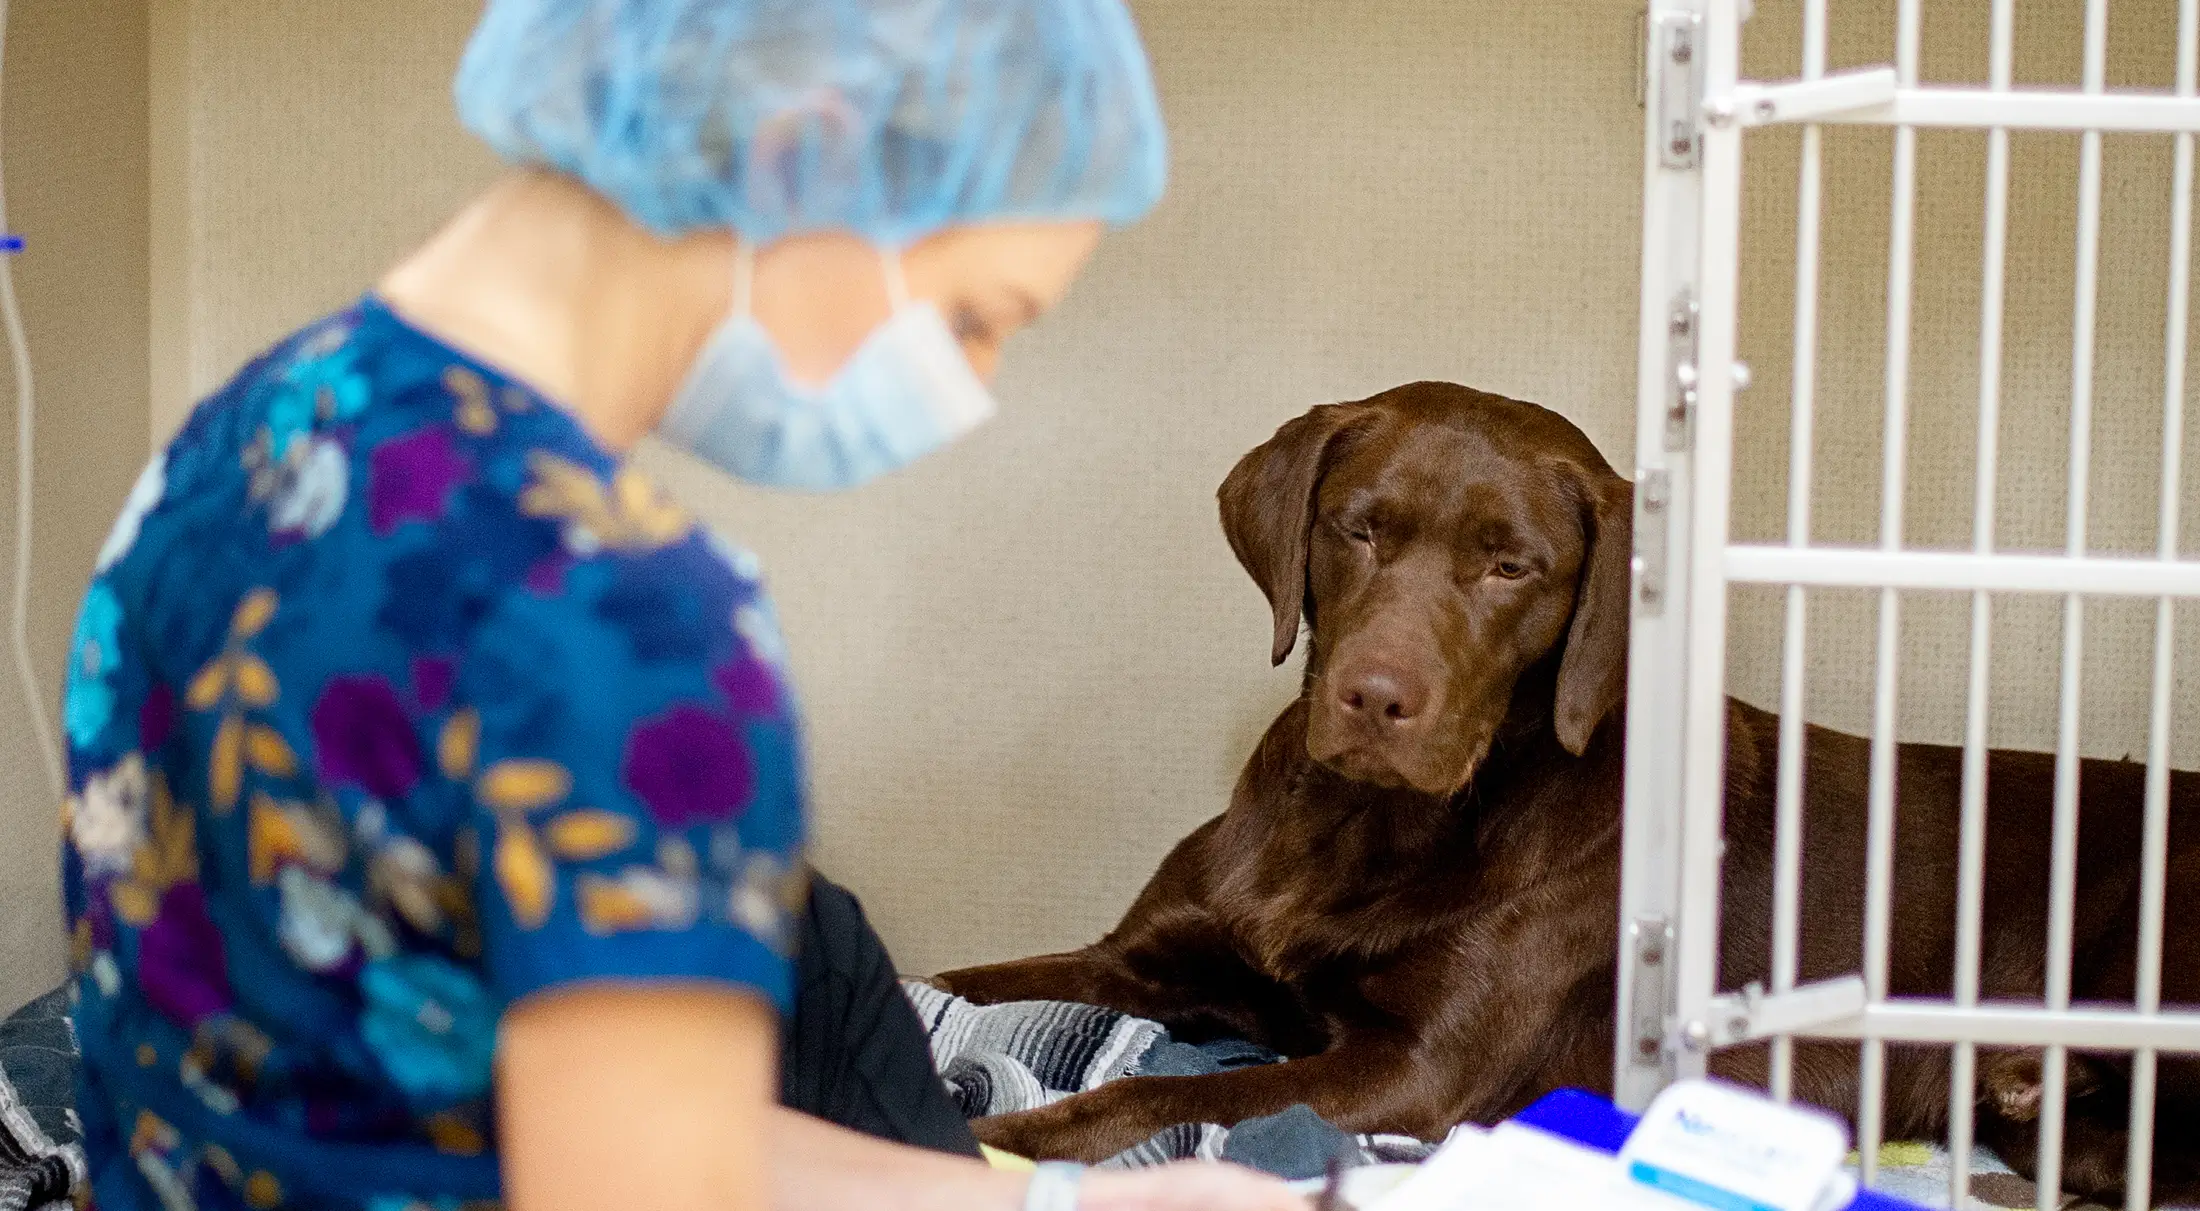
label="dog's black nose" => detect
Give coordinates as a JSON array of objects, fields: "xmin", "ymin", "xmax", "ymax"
[{"xmin": 1334, "ymin": 668, "xmax": 1427, "ymax": 727}]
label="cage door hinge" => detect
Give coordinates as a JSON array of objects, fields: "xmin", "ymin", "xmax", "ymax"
[
  {"xmin": 1651, "ymin": 12, "xmax": 1705, "ymax": 168},
  {"xmin": 1633, "ymin": 469, "xmax": 1672, "ymax": 615},
  {"xmin": 1676, "ymin": 976, "xmax": 1869, "ymax": 1052},
  {"xmin": 1624, "ymin": 916, "xmax": 1676, "ymax": 1070}
]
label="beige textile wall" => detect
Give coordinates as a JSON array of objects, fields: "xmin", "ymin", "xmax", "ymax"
[
  {"xmin": 0, "ymin": 0, "xmax": 151, "ymax": 1015},
  {"xmin": 151, "ymin": 0, "xmax": 2195, "ymax": 981}
]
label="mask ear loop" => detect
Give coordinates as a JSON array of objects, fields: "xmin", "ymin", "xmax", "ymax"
[{"xmin": 880, "ymin": 249, "xmax": 913, "ymax": 312}]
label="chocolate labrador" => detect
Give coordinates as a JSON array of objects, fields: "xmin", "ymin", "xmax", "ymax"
[{"xmin": 933, "ymin": 381, "xmax": 2200, "ymax": 1201}]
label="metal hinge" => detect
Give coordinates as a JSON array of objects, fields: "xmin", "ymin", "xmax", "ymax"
[
  {"xmin": 1652, "ymin": 12, "xmax": 1704, "ymax": 168},
  {"xmin": 1636, "ymin": 7, "xmax": 1649, "ymax": 109},
  {"xmin": 1624, "ymin": 916, "xmax": 1676, "ymax": 1070},
  {"xmin": 1633, "ymin": 469, "xmax": 1671, "ymax": 615},
  {"xmin": 1675, "ymin": 976, "xmax": 1869, "ymax": 1052}
]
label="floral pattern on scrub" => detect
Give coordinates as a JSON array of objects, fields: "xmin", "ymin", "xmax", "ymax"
[{"xmin": 60, "ymin": 296, "xmax": 808, "ymax": 1211}]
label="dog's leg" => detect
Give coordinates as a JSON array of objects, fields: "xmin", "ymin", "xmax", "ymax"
[
  {"xmin": 932, "ymin": 818, "xmax": 1301, "ymax": 1038},
  {"xmin": 1976, "ymin": 1052, "xmax": 2200, "ymax": 1205},
  {"xmin": 1974, "ymin": 1048, "xmax": 2141, "ymax": 1203},
  {"xmin": 974, "ymin": 912, "xmax": 1620, "ymax": 1164},
  {"xmin": 932, "ymin": 937, "xmax": 1321, "ymax": 1054},
  {"xmin": 970, "ymin": 1031, "xmax": 1431, "ymax": 1163},
  {"xmin": 932, "ymin": 949, "xmax": 1174, "ymax": 1013}
]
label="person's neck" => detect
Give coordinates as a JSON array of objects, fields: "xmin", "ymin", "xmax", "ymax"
[{"xmin": 375, "ymin": 169, "xmax": 731, "ymax": 453}]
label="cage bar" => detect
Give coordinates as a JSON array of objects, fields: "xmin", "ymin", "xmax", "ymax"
[
  {"xmin": 1949, "ymin": 6, "xmax": 2017, "ymax": 1203},
  {"xmin": 1671, "ymin": 0, "xmax": 1747, "ymax": 1090},
  {"xmin": 1770, "ymin": 0, "xmax": 1831, "ymax": 1108},
  {"xmin": 2034, "ymin": 8, "xmax": 2113, "ymax": 1202},
  {"xmin": 2127, "ymin": 7, "xmax": 2198, "ymax": 1205},
  {"xmin": 1817, "ymin": 89, "xmax": 2200, "ymax": 134},
  {"xmin": 1801, "ymin": 1002, "xmax": 2200, "ymax": 1050},
  {"xmin": 1854, "ymin": 0, "xmax": 1923, "ymax": 1183},
  {"xmin": 1725, "ymin": 546, "xmax": 2200, "ymax": 596},
  {"xmin": 1614, "ymin": 0, "xmax": 1709, "ymax": 1113}
]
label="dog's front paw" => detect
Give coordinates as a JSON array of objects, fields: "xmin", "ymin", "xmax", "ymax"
[
  {"xmin": 973, "ymin": 1105, "xmax": 1083, "ymax": 1162},
  {"xmin": 929, "ymin": 965, "xmax": 1022, "ymax": 1006},
  {"xmin": 973, "ymin": 1093, "xmax": 1150, "ymax": 1164},
  {"xmin": 1980, "ymin": 1049, "xmax": 2101, "ymax": 1123},
  {"xmin": 925, "ymin": 967, "xmax": 979, "ymax": 1001}
]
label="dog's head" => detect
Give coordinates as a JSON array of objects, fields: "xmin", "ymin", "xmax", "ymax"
[{"xmin": 1218, "ymin": 381, "xmax": 1632, "ymax": 797}]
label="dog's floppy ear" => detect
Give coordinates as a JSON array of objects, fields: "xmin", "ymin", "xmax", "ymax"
[
  {"xmin": 1554, "ymin": 470, "xmax": 1634, "ymax": 755},
  {"xmin": 1217, "ymin": 404, "xmax": 1362, "ymax": 666}
]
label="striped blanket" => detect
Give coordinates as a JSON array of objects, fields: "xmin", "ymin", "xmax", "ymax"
[
  {"xmin": 0, "ymin": 989, "xmax": 82, "ymax": 1211},
  {"xmin": 898, "ymin": 980, "xmax": 1441, "ymax": 1174}
]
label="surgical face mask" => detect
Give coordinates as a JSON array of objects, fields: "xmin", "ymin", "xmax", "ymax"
[{"xmin": 657, "ymin": 244, "xmax": 997, "ymax": 492}]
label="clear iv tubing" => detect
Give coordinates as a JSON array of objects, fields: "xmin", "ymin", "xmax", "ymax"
[{"xmin": 0, "ymin": 0, "xmax": 66, "ymax": 801}]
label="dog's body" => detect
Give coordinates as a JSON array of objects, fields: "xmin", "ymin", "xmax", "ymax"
[{"xmin": 934, "ymin": 382, "xmax": 2200, "ymax": 1199}]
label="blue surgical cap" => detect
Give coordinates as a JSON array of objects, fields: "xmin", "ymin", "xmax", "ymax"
[{"xmin": 453, "ymin": 0, "xmax": 1169, "ymax": 244}]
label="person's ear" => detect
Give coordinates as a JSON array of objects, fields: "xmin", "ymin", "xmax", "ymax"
[
  {"xmin": 1216, "ymin": 404, "xmax": 1364, "ymax": 666},
  {"xmin": 1553, "ymin": 468, "xmax": 1634, "ymax": 755}
]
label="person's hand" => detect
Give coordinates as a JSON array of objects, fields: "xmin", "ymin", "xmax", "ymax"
[{"xmin": 1077, "ymin": 1161, "xmax": 1310, "ymax": 1211}]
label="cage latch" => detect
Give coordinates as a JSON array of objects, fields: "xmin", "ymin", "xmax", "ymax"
[
  {"xmin": 1678, "ymin": 976, "xmax": 1869, "ymax": 1052},
  {"xmin": 1705, "ymin": 67, "xmax": 1899, "ymax": 129},
  {"xmin": 1634, "ymin": 469, "xmax": 1672, "ymax": 615},
  {"xmin": 1665, "ymin": 290, "xmax": 1698, "ymax": 451}
]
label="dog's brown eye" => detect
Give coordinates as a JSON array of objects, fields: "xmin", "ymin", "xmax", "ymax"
[{"xmin": 1493, "ymin": 559, "xmax": 1529, "ymax": 580}]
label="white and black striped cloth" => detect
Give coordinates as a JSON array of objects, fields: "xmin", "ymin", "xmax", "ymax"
[
  {"xmin": 0, "ymin": 989, "xmax": 83, "ymax": 1211},
  {"xmin": 898, "ymin": 980, "xmax": 1439, "ymax": 1172}
]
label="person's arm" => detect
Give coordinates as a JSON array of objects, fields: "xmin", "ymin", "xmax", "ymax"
[
  {"xmin": 498, "ymin": 983, "xmax": 1308, "ymax": 1211},
  {"xmin": 767, "ymin": 1107, "xmax": 1024, "ymax": 1210},
  {"xmin": 500, "ymin": 984, "xmax": 778, "ymax": 1211},
  {"xmin": 770, "ymin": 1109, "xmax": 1314, "ymax": 1211}
]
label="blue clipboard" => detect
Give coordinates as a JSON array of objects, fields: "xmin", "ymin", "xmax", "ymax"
[{"xmin": 1508, "ymin": 1088, "xmax": 1933, "ymax": 1211}]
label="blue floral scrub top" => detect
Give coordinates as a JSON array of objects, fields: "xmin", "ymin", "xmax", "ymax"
[{"xmin": 59, "ymin": 297, "xmax": 808, "ymax": 1211}]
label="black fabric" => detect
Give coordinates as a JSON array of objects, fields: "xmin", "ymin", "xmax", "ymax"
[{"xmin": 779, "ymin": 874, "xmax": 982, "ymax": 1159}]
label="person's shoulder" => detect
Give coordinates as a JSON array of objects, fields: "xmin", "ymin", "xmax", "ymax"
[
  {"xmin": 156, "ymin": 303, "xmax": 376, "ymax": 495},
  {"xmin": 340, "ymin": 408, "xmax": 755, "ymax": 675},
  {"xmin": 93, "ymin": 303, "xmax": 394, "ymax": 615},
  {"xmin": 482, "ymin": 448, "xmax": 773, "ymax": 649},
  {"xmin": 380, "ymin": 385, "xmax": 779, "ymax": 666}
]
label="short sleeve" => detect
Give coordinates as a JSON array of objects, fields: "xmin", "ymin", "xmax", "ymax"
[{"xmin": 448, "ymin": 494, "xmax": 809, "ymax": 1012}]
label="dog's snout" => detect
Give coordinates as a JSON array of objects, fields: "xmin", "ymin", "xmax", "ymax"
[
  {"xmin": 1308, "ymin": 654, "xmax": 1461, "ymax": 793},
  {"xmin": 1334, "ymin": 667, "xmax": 1427, "ymax": 727}
]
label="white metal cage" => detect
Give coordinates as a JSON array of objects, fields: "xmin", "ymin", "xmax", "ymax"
[{"xmin": 1616, "ymin": 0, "xmax": 2200, "ymax": 1207}]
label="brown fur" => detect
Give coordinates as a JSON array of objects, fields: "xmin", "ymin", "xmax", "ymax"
[{"xmin": 933, "ymin": 381, "xmax": 2200, "ymax": 1202}]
